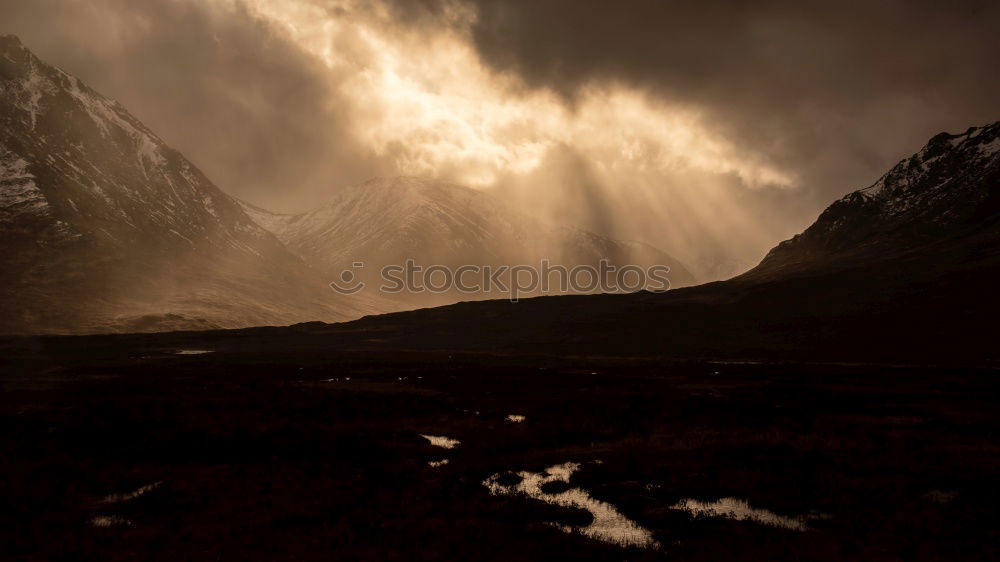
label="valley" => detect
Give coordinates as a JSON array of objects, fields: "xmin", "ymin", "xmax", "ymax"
[{"xmin": 2, "ymin": 347, "xmax": 997, "ymax": 560}]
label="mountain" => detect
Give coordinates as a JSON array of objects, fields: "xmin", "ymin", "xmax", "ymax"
[
  {"xmin": 751, "ymin": 123, "xmax": 1000, "ymax": 278},
  {"xmin": 0, "ymin": 35, "xmax": 696, "ymax": 334},
  {"xmin": 125, "ymin": 122, "xmax": 998, "ymax": 366},
  {"xmin": 241, "ymin": 177, "xmax": 698, "ymax": 307},
  {"xmin": 0, "ymin": 35, "xmax": 373, "ymax": 334},
  {"xmin": 5, "ymin": 31, "xmax": 994, "ymax": 353}
]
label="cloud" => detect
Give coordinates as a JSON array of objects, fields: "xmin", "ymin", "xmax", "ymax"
[
  {"xmin": 459, "ymin": 0, "xmax": 1000, "ymax": 195},
  {"xmin": 0, "ymin": 0, "xmax": 378, "ymax": 210},
  {"xmin": 3, "ymin": 0, "xmax": 996, "ymax": 275}
]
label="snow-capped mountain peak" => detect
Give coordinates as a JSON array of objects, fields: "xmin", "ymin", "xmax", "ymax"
[
  {"xmin": 751, "ymin": 122, "xmax": 999, "ymax": 277},
  {"xmin": 860, "ymin": 124, "xmax": 1000, "ymax": 208},
  {"xmin": 242, "ymin": 176, "xmax": 699, "ymax": 307},
  {"xmin": 1, "ymin": 36, "xmax": 371, "ymax": 333}
]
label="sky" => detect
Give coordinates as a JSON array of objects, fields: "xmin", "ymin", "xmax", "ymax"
[{"xmin": 2, "ymin": 0, "xmax": 998, "ymax": 277}]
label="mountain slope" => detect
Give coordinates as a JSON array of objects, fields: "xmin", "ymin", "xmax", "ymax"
[
  {"xmin": 750, "ymin": 122, "xmax": 1000, "ymax": 278},
  {"xmin": 242, "ymin": 177, "xmax": 698, "ymax": 307},
  {"xmin": 0, "ymin": 35, "xmax": 371, "ymax": 334}
]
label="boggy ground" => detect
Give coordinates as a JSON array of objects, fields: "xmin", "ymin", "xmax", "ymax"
[{"xmin": 1, "ymin": 349, "xmax": 998, "ymax": 561}]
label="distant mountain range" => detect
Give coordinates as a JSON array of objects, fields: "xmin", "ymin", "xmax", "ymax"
[
  {"xmin": 125, "ymin": 120, "xmax": 998, "ymax": 365},
  {"xmin": 242, "ymin": 177, "xmax": 697, "ymax": 308},
  {"xmin": 0, "ymin": 36, "xmax": 695, "ymax": 334},
  {"xmin": 5, "ymin": 32, "xmax": 995, "ymax": 355},
  {"xmin": 0, "ymin": 35, "xmax": 382, "ymax": 334}
]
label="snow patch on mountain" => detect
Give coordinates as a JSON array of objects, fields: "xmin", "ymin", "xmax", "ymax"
[
  {"xmin": 856, "ymin": 125, "xmax": 999, "ymax": 216},
  {"xmin": 62, "ymin": 74, "xmax": 168, "ymax": 177},
  {"xmin": 241, "ymin": 176, "xmax": 699, "ymax": 301},
  {"xmin": 752, "ymin": 122, "xmax": 1000, "ymax": 277},
  {"xmin": 1, "ymin": 35, "xmax": 372, "ymax": 334},
  {"xmin": 1, "ymin": 147, "xmax": 47, "ymax": 215},
  {"xmin": 2, "ymin": 63, "xmax": 46, "ymax": 131}
]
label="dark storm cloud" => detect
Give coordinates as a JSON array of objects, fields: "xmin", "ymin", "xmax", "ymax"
[
  {"xmin": 409, "ymin": 0, "xmax": 1000, "ymax": 203},
  {"xmin": 0, "ymin": 0, "xmax": 378, "ymax": 210}
]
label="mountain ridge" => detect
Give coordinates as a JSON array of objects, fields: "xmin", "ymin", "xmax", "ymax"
[
  {"xmin": 1, "ymin": 36, "xmax": 698, "ymax": 333},
  {"xmin": 241, "ymin": 176, "xmax": 699, "ymax": 307},
  {"xmin": 0, "ymin": 35, "xmax": 373, "ymax": 334},
  {"xmin": 97, "ymin": 120, "xmax": 998, "ymax": 365},
  {"xmin": 749, "ymin": 121, "xmax": 1000, "ymax": 279}
]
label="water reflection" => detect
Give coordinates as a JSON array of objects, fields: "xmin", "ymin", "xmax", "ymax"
[
  {"xmin": 90, "ymin": 515, "xmax": 132, "ymax": 528},
  {"xmin": 484, "ymin": 462, "xmax": 659, "ymax": 549},
  {"xmin": 102, "ymin": 481, "xmax": 162, "ymax": 503},
  {"xmin": 420, "ymin": 434, "xmax": 460, "ymax": 449},
  {"xmin": 671, "ymin": 497, "xmax": 808, "ymax": 531},
  {"xmin": 505, "ymin": 415, "xmax": 526, "ymax": 423},
  {"xmin": 926, "ymin": 490, "xmax": 958, "ymax": 504},
  {"xmin": 175, "ymin": 350, "xmax": 212, "ymax": 355},
  {"xmin": 428, "ymin": 459, "xmax": 449, "ymax": 468}
]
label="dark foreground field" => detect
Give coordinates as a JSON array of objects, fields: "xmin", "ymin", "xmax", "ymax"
[{"xmin": 2, "ymin": 347, "xmax": 998, "ymax": 561}]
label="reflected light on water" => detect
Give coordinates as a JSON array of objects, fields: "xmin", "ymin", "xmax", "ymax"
[
  {"xmin": 90, "ymin": 515, "xmax": 132, "ymax": 528},
  {"xmin": 420, "ymin": 434, "xmax": 460, "ymax": 449},
  {"xmin": 671, "ymin": 497, "xmax": 808, "ymax": 531},
  {"xmin": 484, "ymin": 462, "xmax": 659, "ymax": 549},
  {"xmin": 102, "ymin": 481, "xmax": 162, "ymax": 504}
]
